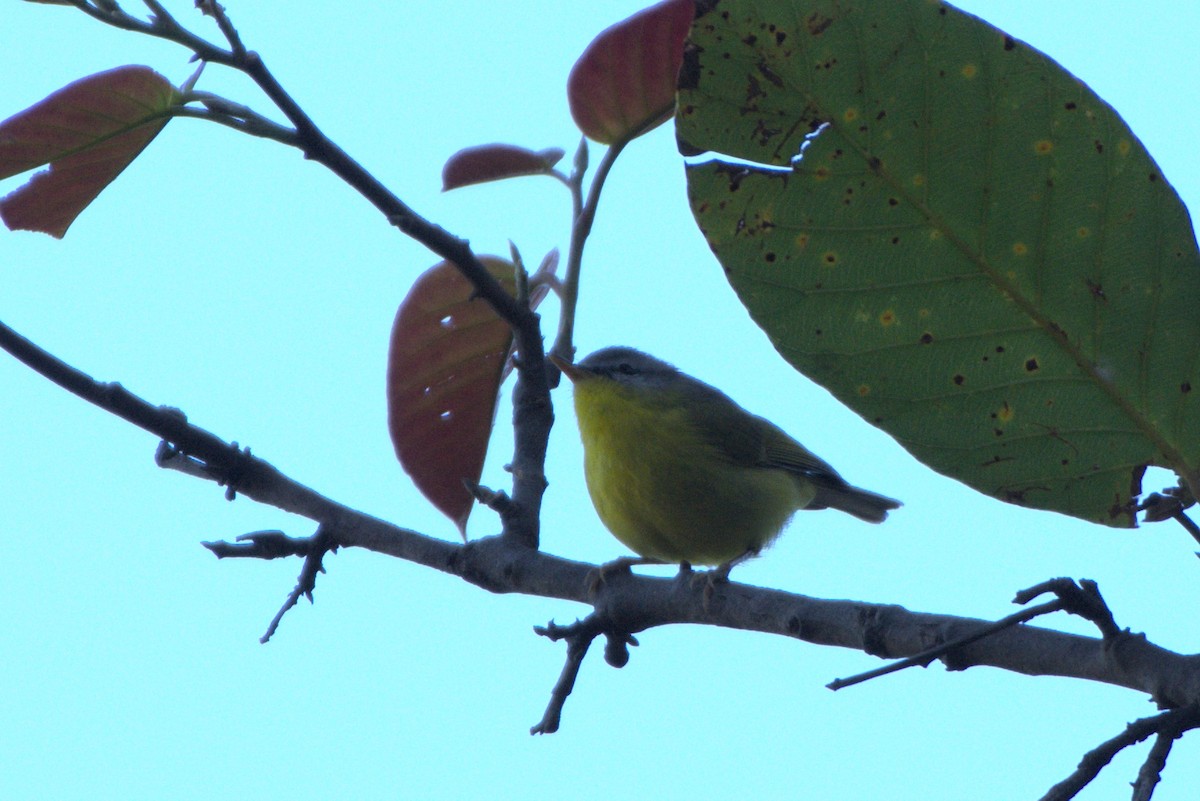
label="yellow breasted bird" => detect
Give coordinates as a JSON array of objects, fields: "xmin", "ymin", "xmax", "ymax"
[{"xmin": 553, "ymin": 347, "xmax": 900, "ymax": 569}]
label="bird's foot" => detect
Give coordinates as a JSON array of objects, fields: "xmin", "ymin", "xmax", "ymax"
[
  {"xmin": 587, "ymin": 555, "xmax": 665, "ymax": 594},
  {"xmin": 690, "ymin": 550, "xmax": 758, "ymax": 608}
]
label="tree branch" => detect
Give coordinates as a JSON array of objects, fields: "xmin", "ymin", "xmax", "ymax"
[
  {"xmin": 1040, "ymin": 705, "xmax": 1200, "ymax": 801},
  {"xmin": 5, "ymin": 315, "xmax": 1200, "ymax": 717},
  {"xmin": 61, "ymin": 0, "xmax": 554, "ymax": 548}
]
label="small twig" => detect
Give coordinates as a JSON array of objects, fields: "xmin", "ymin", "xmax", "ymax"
[
  {"xmin": 196, "ymin": 0, "xmax": 247, "ymax": 58},
  {"xmin": 66, "ymin": 0, "xmax": 239, "ymax": 66},
  {"xmin": 549, "ymin": 137, "xmax": 628, "ymax": 368},
  {"xmin": 530, "ymin": 621, "xmax": 595, "ymax": 735},
  {"xmin": 1015, "ymin": 578, "xmax": 1120, "ymax": 638},
  {"xmin": 1173, "ymin": 510, "xmax": 1200, "ymax": 555},
  {"xmin": 202, "ymin": 529, "xmax": 306, "ymax": 559},
  {"xmin": 1040, "ymin": 705, "xmax": 1200, "ymax": 801},
  {"xmin": 205, "ymin": 528, "xmax": 338, "ymax": 643},
  {"xmin": 464, "ymin": 480, "xmax": 514, "ymax": 519},
  {"xmin": 827, "ymin": 599, "xmax": 1064, "ymax": 690},
  {"xmin": 1131, "ymin": 731, "xmax": 1177, "ymax": 801},
  {"xmin": 178, "ymin": 92, "xmax": 301, "ymax": 146},
  {"xmin": 531, "ymin": 616, "xmax": 637, "ymax": 734},
  {"xmin": 1137, "ymin": 485, "xmax": 1200, "ymax": 552}
]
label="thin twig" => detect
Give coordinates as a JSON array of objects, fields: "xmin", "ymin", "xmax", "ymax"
[
  {"xmin": 827, "ymin": 599, "xmax": 1064, "ymax": 690},
  {"xmin": 66, "ymin": 0, "xmax": 239, "ymax": 66},
  {"xmin": 203, "ymin": 530, "xmax": 308, "ymax": 560},
  {"xmin": 529, "ymin": 616, "xmax": 640, "ymax": 733},
  {"xmin": 1015, "ymin": 578, "xmax": 1121, "ymax": 638},
  {"xmin": 1131, "ymin": 731, "xmax": 1177, "ymax": 801},
  {"xmin": 257, "ymin": 527, "xmax": 336, "ymax": 643},
  {"xmin": 550, "ymin": 137, "xmax": 629, "ymax": 366},
  {"xmin": 1040, "ymin": 706, "xmax": 1200, "ymax": 801},
  {"xmin": 531, "ymin": 617, "xmax": 602, "ymax": 734},
  {"xmin": 202, "ymin": 528, "xmax": 336, "ymax": 640}
]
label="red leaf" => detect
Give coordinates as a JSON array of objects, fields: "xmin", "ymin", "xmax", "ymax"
[
  {"xmin": 442, "ymin": 144, "xmax": 565, "ymax": 191},
  {"xmin": 387, "ymin": 255, "xmax": 557, "ymax": 535},
  {"xmin": 0, "ymin": 65, "xmax": 180, "ymax": 238},
  {"xmin": 567, "ymin": 0, "xmax": 693, "ymax": 145}
]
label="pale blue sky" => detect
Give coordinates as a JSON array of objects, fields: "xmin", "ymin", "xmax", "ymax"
[{"xmin": 3, "ymin": 2, "xmax": 1199, "ymax": 799}]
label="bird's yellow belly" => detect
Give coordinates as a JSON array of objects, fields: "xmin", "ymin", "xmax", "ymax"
[{"xmin": 574, "ymin": 382, "xmax": 809, "ymax": 565}]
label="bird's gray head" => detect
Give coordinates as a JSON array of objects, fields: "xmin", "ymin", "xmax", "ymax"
[
  {"xmin": 575, "ymin": 347, "xmax": 679, "ymax": 385},
  {"xmin": 562, "ymin": 346, "xmax": 728, "ymax": 407}
]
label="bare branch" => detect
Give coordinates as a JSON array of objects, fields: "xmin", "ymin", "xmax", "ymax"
[
  {"xmin": 1040, "ymin": 705, "xmax": 1200, "ymax": 801},
  {"xmin": 1131, "ymin": 731, "xmax": 1176, "ymax": 801},
  {"xmin": 59, "ymin": 0, "xmax": 556, "ymax": 548},
  {"xmin": 531, "ymin": 618, "xmax": 601, "ymax": 734},
  {"xmin": 6, "ymin": 314, "xmax": 1200, "ymax": 715},
  {"xmin": 530, "ymin": 615, "xmax": 641, "ymax": 733}
]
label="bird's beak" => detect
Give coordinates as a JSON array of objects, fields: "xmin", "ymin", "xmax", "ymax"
[{"xmin": 548, "ymin": 354, "xmax": 589, "ymax": 383}]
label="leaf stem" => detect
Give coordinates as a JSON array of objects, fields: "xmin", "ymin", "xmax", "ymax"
[{"xmin": 550, "ymin": 137, "xmax": 629, "ymax": 365}]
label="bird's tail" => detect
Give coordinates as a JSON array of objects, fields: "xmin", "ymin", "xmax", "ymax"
[{"xmin": 812, "ymin": 484, "xmax": 901, "ymax": 524}]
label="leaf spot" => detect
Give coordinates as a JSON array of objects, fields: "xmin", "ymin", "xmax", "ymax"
[
  {"xmin": 1012, "ymin": 242, "xmax": 1028, "ymax": 256},
  {"xmin": 857, "ymin": 384, "xmax": 870, "ymax": 396},
  {"xmin": 822, "ymin": 250, "xmax": 838, "ymax": 266},
  {"xmin": 806, "ymin": 13, "xmax": 833, "ymax": 36},
  {"xmin": 879, "ymin": 309, "xmax": 897, "ymax": 327},
  {"xmin": 1034, "ymin": 139, "xmax": 1054, "ymax": 155},
  {"xmin": 961, "ymin": 64, "xmax": 977, "ymax": 79}
]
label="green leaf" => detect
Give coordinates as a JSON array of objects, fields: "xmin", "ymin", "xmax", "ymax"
[
  {"xmin": 386, "ymin": 253, "xmax": 558, "ymax": 535},
  {"xmin": 568, "ymin": 0, "xmax": 694, "ymax": 144},
  {"xmin": 678, "ymin": 0, "xmax": 1200, "ymax": 526},
  {"xmin": 0, "ymin": 65, "xmax": 180, "ymax": 238}
]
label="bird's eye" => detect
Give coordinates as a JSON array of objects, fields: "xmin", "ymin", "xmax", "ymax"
[{"xmin": 616, "ymin": 362, "xmax": 637, "ymax": 375}]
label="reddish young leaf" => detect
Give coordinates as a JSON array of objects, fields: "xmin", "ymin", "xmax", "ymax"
[
  {"xmin": 387, "ymin": 255, "xmax": 557, "ymax": 535},
  {"xmin": 442, "ymin": 144, "xmax": 565, "ymax": 191},
  {"xmin": 567, "ymin": 0, "xmax": 693, "ymax": 145},
  {"xmin": 0, "ymin": 65, "xmax": 180, "ymax": 238}
]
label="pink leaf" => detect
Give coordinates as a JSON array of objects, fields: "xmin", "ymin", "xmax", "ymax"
[
  {"xmin": 442, "ymin": 144, "xmax": 565, "ymax": 191},
  {"xmin": 567, "ymin": 0, "xmax": 693, "ymax": 144},
  {"xmin": 387, "ymin": 254, "xmax": 558, "ymax": 535},
  {"xmin": 0, "ymin": 66, "xmax": 180, "ymax": 238}
]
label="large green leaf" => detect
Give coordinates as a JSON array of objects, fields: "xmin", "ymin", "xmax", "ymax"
[{"xmin": 677, "ymin": 0, "xmax": 1200, "ymax": 526}]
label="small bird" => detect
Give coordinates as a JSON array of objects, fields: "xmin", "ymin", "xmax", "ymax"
[{"xmin": 552, "ymin": 347, "xmax": 899, "ymax": 572}]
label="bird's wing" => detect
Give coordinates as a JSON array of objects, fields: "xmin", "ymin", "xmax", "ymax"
[
  {"xmin": 757, "ymin": 420, "xmax": 846, "ymax": 484},
  {"xmin": 685, "ymin": 382, "xmax": 845, "ymax": 483}
]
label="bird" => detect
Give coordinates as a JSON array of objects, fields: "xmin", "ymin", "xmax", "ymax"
[{"xmin": 551, "ymin": 346, "xmax": 900, "ymax": 574}]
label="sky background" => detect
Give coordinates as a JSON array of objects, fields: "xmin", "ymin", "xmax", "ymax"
[{"xmin": 3, "ymin": 2, "xmax": 1199, "ymax": 799}]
